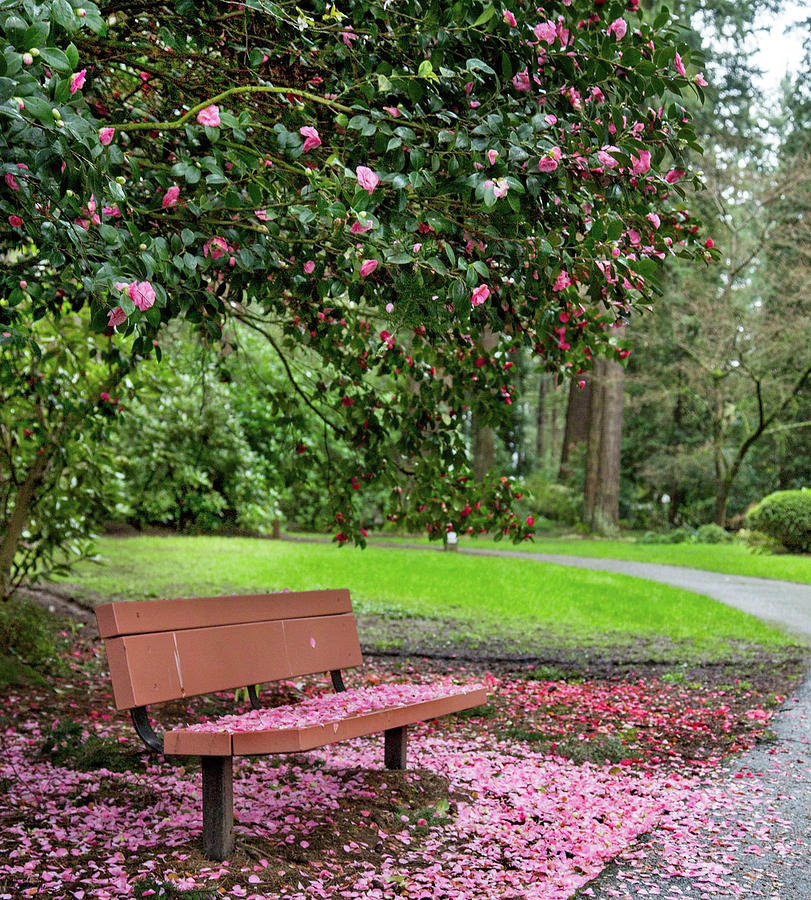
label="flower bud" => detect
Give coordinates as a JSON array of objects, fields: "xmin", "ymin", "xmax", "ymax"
[{"xmin": 22, "ymin": 53, "xmax": 34, "ymax": 66}]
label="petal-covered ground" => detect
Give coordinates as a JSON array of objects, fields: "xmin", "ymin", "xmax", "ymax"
[{"xmin": 0, "ymin": 642, "xmax": 806, "ymax": 899}]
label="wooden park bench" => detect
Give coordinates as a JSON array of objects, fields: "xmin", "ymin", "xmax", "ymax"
[{"xmin": 94, "ymin": 589, "xmax": 486, "ymax": 860}]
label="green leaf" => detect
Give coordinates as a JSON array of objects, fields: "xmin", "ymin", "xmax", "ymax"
[
  {"xmin": 472, "ymin": 4, "xmax": 495, "ymax": 27},
  {"xmin": 417, "ymin": 59, "xmax": 438, "ymax": 83},
  {"xmin": 466, "ymin": 58, "xmax": 495, "ymax": 75},
  {"xmin": 51, "ymin": 0, "xmax": 78, "ymax": 32},
  {"xmin": 39, "ymin": 47, "xmax": 70, "ymax": 72},
  {"xmin": 23, "ymin": 22, "xmax": 50, "ymax": 50}
]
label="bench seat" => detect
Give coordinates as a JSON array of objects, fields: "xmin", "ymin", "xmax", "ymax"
[{"xmin": 164, "ymin": 682, "xmax": 487, "ymax": 756}]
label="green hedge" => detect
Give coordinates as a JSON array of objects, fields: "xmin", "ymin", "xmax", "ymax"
[{"xmin": 746, "ymin": 490, "xmax": 811, "ymax": 554}]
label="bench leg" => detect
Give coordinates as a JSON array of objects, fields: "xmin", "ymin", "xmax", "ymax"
[
  {"xmin": 384, "ymin": 725, "xmax": 407, "ymax": 770},
  {"xmin": 201, "ymin": 756, "xmax": 234, "ymax": 860}
]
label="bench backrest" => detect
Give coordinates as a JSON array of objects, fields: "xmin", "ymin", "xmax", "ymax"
[{"xmin": 94, "ymin": 590, "xmax": 362, "ymax": 710}]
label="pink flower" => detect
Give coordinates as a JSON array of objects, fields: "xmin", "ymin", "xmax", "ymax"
[
  {"xmin": 674, "ymin": 52, "xmax": 686, "ymax": 76},
  {"xmin": 204, "ymin": 236, "xmax": 231, "ymax": 259},
  {"xmin": 665, "ymin": 168, "xmax": 685, "ymax": 184},
  {"xmin": 538, "ymin": 146, "xmax": 561, "ymax": 173},
  {"xmin": 512, "ymin": 68, "xmax": 531, "ymax": 92},
  {"xmin": 695, "ymin": 72, "xmax": 708, "ymax": 87},
  {"xmin": 341, "ymin": 28, "xmax": 358, "ymax": 47},
  {"xmin": 471, "ymin": 284, "xmax": 490, "ymax": 307},
  {"xmin": 553, "ymin": 270, "xmax": 571, "ymax": 291},
  {"xmin": 196, "ymin": 104, "xmax": 221, "ymax": 127},
  {"xmin": 646, "ymin": 212, "xmax": 661, "ymax": 229},
  {"xmin": 70, "ymin": 69, "xmax": 87, "ymax": 94},
  {"xmin": 412, "ymin": 243, "xmax": 422, "ymax": 253},
  {"xmin": 383, "ymin": 106, "xmax": 401, "ymax": 117},
  {"xmin": 487, "ymin": 178, "xmax": 509, "ymax": 199},
  {"xmin": 4, "ymin": 173, "xmax": 19, "ymax": 191},
  {"xmin": 503, "ymin": 10, "xmax": 517, "ymax": 27},
  {"xmin": 356, "ymin": 165, "xmax": 379, "ymax": 194},
  {"xmin": 607, "ymin": 18, "xmax": 627, "ymax": 40},
  {"xmin": 162, "ymin": 185, "xmax": 180, "ymax": 208},
  {"xmin": 299, "ymin": 125, "xmax": 322, "ymax": 153},
  {"xmin": 102, "ymin": 205, "xmax": 121, "ymax": 217},
  {"xmin": 597, "ymin": 147, "xmax": 620, "ymax": 168},
  {"xmin": 487, "ymin": 149, "xmax": 499, "ymax": 166},
  {"xmin": 107, "ymin": 307, "xmax": 127, "ymax": 328},
  {"xmin": 303, "ymin": 260, "xmax": 315, "ymax": 274},
  {"xmin": 128, "ymin": 280, "xmax": 156, "ymax": 311},
  {"xmin": 255, "ymin": 209, "xmax": 270, "ymax": 221},
  {"xmin": 360, "ymin": 259, "xmax": 378, "ymax": 277},
  {"xmin": 628, "ymin": 229, "xmax": 641, "ymax": 246},
  {"xmin": 99, "ymin": 127, "xmax": 115, "ymax": 146},
  {"xmin": 350, "ymin": 219, "xmax": 373, "ymax": 234},
  {"xmin": 8, "ymin": 215, "xmax": 22, "ymax": 227},
  {"xmin": 534, "ymin": 21, "xmax": 557, "ymax": 45},
  {"xmin": 631, "ymin": 150, "xmax": 651, "ymax": 175}
]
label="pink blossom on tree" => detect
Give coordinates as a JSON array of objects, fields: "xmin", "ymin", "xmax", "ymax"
[
  {"xmin": 607, "ymin": 18, "xmax": 627, "ymax": 40},
  {"xmin": 69, "ymin": 69, "xmax": 87, "ymax": 94},
  {"xmin": 360, "ymin": 259, "xmax": 379, "ymax": 277},
  {"xmin": 299, "ymin": 126, "xmax": 322, "ymax": 153},
  {"xmin": 356, "ymin": 166, "xmax": 380, "ymax": 193},
  {"xmin": 128, "ymin": 281, "xmax": 156, "ymax": 311},
  {"xmin": 162, "ymin": 185, "xmax": 180, "ymax": 208},
  {"xmin": 196, "ymin": 104, "xmax": 221, "ymax": 127},
  {"xmin": 471, "ymin": 284, "xmax": 490, "ymax": 307}
]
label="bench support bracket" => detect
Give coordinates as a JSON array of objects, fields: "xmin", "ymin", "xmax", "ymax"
[
  {"xmin": 384, "ymin": 725, "xmax": 407, "ymax": 770},
  {"xmin": 131, "ymin": 706, "xmax": 163, "ymax": 754},
  {"xmin": 202, "ymin": 756, "xmax": 234, "ymax": 860}
]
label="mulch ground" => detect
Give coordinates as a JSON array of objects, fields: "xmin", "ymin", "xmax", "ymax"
[{"xmin": 0, "ymin": 601, "xmax": 807, "ymax": 900}]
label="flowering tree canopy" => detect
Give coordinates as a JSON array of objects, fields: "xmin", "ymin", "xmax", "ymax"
[{"xmin": 0, "ymin": 0, "xmax": 711, "ymax": 547}]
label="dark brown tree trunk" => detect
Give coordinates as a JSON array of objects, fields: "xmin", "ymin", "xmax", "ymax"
[
  {"xmin": 472, "ymin": 328, "xmax": 498, "ymax": 482},
  {"xmin": 583, "ymin": 361, "xmax": 606, "ymax": 525},
  {"xmin": 559, "ymin": 377, "xmax": 592, "ymax": 477},
  {"xmin": 592, "ymin": 361, "xmax": 625, "ymax": 534},
  {"xmin": 668, "ymin": 392, "xmax": 684, "ymax": 524},
  {"xmin": 536, "ymin": 373, "xmax": 547, "ymax": 461},
  {"xmin": 0, "ymin": 449, "xmax": 52, "ymax": 601}
]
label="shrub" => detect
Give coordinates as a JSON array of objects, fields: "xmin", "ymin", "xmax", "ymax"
[
  {"xmin": 745, "ymin": 490, "xmax": 811, "ymax": 553},
  {"xmin": 695, "ymin": 523, "xmax": 733, "ymax": 544},
  {"xmin": 637, "ymin": 527, "xmax": 696, "ymax": 545},
  {"xmin": 522, "ymin": 475, "xmax": 581, "ymax": 526},
  {"xmin": 0, "ymin": 597, "xmax": 62, "ymax": 672}
]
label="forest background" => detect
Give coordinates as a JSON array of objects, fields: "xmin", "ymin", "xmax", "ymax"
[{"xmin": 1, "ymin": 0, "xmax": 809, "ymax": 601}]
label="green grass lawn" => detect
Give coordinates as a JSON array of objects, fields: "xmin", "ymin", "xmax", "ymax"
[
  {"xmin": 350, "ymin": 533, "xmax": 811, "ymax": 584},
  {"xmin": 64, "ymin": 535, "xmax": 797, "ymax": 658}
]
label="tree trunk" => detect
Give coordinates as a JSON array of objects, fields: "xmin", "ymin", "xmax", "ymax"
[
  {"xmin": 472, "ymin": 328, "xmax": 498, "ymax": 482},
  {"xmin": 714, "ymin": 482, "xmax": 730, "ymax": 529},
  {"xmin": 0, "ymin": 449, "xmax": 52, "ymax": 601},
  {"xmin": 535, "ymin": 373, "xmax": 547, "ymax": 461},
  {"xmin": 559, "ymin": 377, "xmax": 592, "ymax": 477},
  {"xmin": 591, "ymin": 361, "xmax": 625, "ymax": 534},
  {"xmin": 583, "ymin": 361, "xmax": 606, "ymax": 526},
  {"xmin": 668, "ymin": 392, "xmax": 684, "ymax": 524}
]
